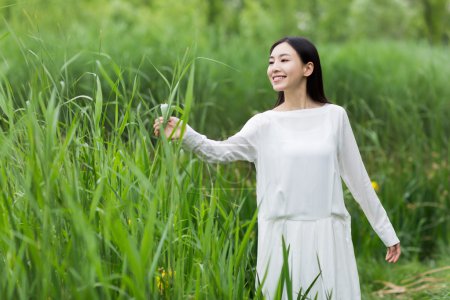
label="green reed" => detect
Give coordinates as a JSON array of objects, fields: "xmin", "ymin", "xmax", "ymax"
[{"xmin": 0, "ymin": 14, "xmax": 449, "ymax": 298}]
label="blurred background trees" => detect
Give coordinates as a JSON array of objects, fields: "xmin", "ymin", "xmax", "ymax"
[{"xmin": 1, "ymin": 0, "xmax": 449, "ymax": 43}]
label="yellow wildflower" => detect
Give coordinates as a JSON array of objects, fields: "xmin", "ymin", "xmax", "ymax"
[
  {"xmin": 156, "ymin": 267, "xmax": 176, "ymax": 294},
  {"xmin": 371, "ymin": 181, "xmax": 380, "ymax": 193}
]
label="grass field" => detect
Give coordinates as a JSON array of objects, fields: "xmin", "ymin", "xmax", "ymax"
[{"xmin": 0, "ymin": 2, "xmax": 449, "ymax": 298}]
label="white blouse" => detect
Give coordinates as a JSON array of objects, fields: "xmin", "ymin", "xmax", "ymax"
[{"xmin": 180, "ymin": 102, "xmax": 400, "ymax": 299}]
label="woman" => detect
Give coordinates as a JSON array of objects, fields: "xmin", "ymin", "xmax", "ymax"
[{"xmin": 153, "ymin": 36, "xmax": 401, "ymax": 299}]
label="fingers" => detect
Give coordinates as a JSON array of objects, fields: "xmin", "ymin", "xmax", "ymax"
[
  {"xmin": 392, "ymin": 245, "xmax": 401, "ymax": 263},
  {"xmin": 387, "ymin": 250, "xmax": 399, "ymax": 263},
  {"xmin": 153, "ymin": 117, "xmax": 176, "ymax": 137},
  {"xmin": 153, "ymin": 116, "xmax": 181, "ymax": 137},
  {"xmin": 386, "ymin": 249, "xmax": 393, "ymax": 262},
  {"xmin": 154, "ymin": 117, "xmax": 174, "ymax": 125},
  {"xmin": 153, "ymin": 117, "xmax": 164, "ymax": 126},
  {"xmin": 153, "ymin": 117, "xmax": 163, "ymax": 136},
  {"xmin": 385, "ymin": 244, "xmax": 401, "ymax": 263}
]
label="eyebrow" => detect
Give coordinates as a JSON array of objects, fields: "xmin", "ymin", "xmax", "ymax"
[{"xmin": 269, "ymin": 53, "xmax": 291, "ymax": 59}]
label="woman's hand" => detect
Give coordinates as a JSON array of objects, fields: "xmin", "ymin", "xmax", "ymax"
[
  {"xmin": 153, "ymin": 116, "xmax": 182, "ymax": 139},
  {"xmin": 385, "ymin": 242, "xmax": 401, "ymax": 263}
]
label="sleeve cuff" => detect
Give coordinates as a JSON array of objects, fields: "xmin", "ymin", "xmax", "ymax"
[
  {"xmin": 180, "ymin": 122, "xmax": 204, "ymax": 151},
  {"xmin": 378, "ymin": 224, "xmax": 400, "ymax": 247}
]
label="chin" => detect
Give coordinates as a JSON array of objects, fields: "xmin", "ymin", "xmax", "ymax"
[{"xmin": 272, "ymin": 86, "xmax": 285, "ymax": 92}]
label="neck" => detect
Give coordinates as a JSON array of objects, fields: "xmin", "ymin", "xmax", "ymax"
[{"xmin": 282, "ymin": 84, "xmax": 315, "ymax": 109}]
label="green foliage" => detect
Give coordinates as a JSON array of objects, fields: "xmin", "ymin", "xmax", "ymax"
[{"xmin": 0, "ymin": 0, "xmax": 449, "ymax": 299}]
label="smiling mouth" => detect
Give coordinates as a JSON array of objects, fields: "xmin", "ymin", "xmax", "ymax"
[{"xmin": 272, "ymin": 75, "xmax": 286, "ymax": 82}]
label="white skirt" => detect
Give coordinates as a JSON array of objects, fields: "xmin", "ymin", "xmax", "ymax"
[{"xmin": 255, "ymin": 215, "xmax": 361, "ymax": 300}]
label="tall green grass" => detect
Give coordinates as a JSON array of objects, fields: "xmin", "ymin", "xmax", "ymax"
[
  {"xmin": 0, "ymin": 5, "xmax": 449, "ymax": 297},
  {"xmin": 0, "ymin": 46, "xmax": 295, "ymax": 298},
  {"xmin": 1, "ymin": 40, "xmax": 448, "ymax": 298}
]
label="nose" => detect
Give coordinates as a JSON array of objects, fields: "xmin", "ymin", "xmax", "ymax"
[{"xmin": 268, "ymin": 61, "xmax": 281, "ymax": 74}]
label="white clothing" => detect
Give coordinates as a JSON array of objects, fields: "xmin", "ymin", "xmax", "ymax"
[{"xmin": 180, "ymin": 103, "xmax": 400, "ymax": 299}]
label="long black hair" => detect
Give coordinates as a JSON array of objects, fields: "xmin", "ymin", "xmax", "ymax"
[{"xmin": 269, "ymin": 36, "xmax": 330, "ymax": 108}]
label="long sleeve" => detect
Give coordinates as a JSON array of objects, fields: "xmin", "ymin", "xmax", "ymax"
[
  {"xmin": 180, "ymin": 113, "xmax": 262, "ymax": 164},
  {"xmin": 337, "ymin": 108, "xmax": 400, "ymax": 247}
]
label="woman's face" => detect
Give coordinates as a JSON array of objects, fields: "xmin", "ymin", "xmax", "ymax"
[{"xmin": 267, "ymin": 42, "xmax": 308, "ymax": 92}]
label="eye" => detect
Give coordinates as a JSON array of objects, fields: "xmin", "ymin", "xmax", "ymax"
[
  {"xmin": 281, "ymin": 59, "xmax": 288, "ymax": 62},
  {"xmin": 268, "ymin": 61, "xmax": 274, "ymax": 65}
]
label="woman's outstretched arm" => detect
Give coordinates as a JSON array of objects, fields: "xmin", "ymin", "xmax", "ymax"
[
  {"xmin": 337, "ymin": 107, "xmax": 401, "ymax": 262},
  {"xmin": 153, "ymin": 114, "xmax": 262, "ymax": 164}
]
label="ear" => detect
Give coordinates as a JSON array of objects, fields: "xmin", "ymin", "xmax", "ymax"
[{"xmin": 303, "ymin": 62, "xmax": 314, "ymax": 77}]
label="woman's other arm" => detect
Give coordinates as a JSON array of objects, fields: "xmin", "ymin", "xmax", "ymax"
[{"xmin": 337, "ymin": 107, "xmax": 401, "ymax": 262}]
